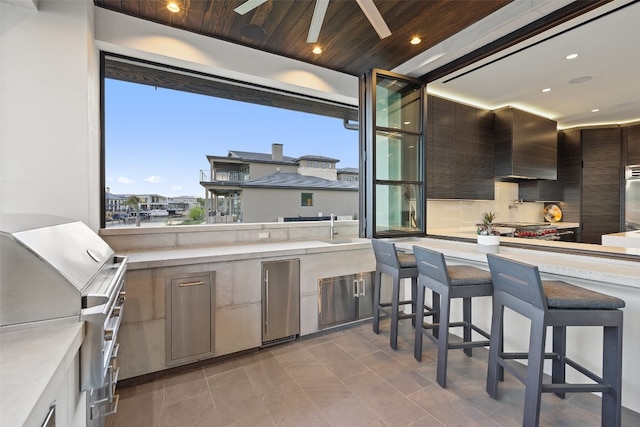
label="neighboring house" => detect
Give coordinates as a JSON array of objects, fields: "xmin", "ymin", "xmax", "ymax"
[
  {"xmin": 105, "ymin": 192, "xmax": 199, "ymax": 219},
  {"xmin": 167, "ymin": 196, "xmax": 200, "ymax": 214},
  {"xmin": 338, "ymin": 168, "xmax": 359, "ymax": 183},
  {"xmin": 105, "ymin": 187, "xmax": 127, "ymax": 213},
  {"xmin": 200, "ymin": 143, "xmax": 358, "ymax": 222}
]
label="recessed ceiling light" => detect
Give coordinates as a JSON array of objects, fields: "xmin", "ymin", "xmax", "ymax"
[
  {"xmin": 542, "ymin": 88, "xmax": 551, "ymax": 93},
  {"xmin": 410, "ymin": 37, "xmax": 421, "ymax": 45},
  {"xmin": 565, "ymin": 53, "xmax": 579, "ymax": 60},
  {"xmin": 167, "ymin": 1, "xmax": 180, "ymax": 13},
  {"xmin": 312, "ymin": 46, "xmax": 322, "ymax": 54},
  {"xmin": 569, "ymin": 76, "xmax": 593, "ymax": 84},
  {"xmin": 591, "ymin": 108, "xmax": 600, "ymax": 113}
]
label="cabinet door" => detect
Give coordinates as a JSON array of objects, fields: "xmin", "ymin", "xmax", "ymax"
[
  {"xmin": 318, "ymin": 277, "xmax": 356, "ymax": 328},
  {"xmin": 356, "ymin": 272, "xmax": 374, "ymax": 320},
  {"xmin": 627, "ymin": 125, "xmax": 640, "ymax": 165},
  {"xmin": 581, "ymin": 128, "xmax": 622, "ymax": 243},
  {"xmin": 426, "ymin": 95, "xmax": 494, "ymax": 200},
  {"xmin": 167, "ymin": 273, "xmax": 215, "ymax": 364}
]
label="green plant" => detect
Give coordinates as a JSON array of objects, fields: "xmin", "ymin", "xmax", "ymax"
[
  {"xmin": 477, "ymin": 211, "xmax": 499, "ymax": 235},
  {"xmin": 124, "ymin": 195, "xmax": 141, "ymax": 227},
  {"xmin": 188, "ymin": 205, "xmax": 205, "ymax": 222}
]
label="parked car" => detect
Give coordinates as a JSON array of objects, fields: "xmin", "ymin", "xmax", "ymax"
[
  {"xmin": 129, "ymin": 211, "xmax": 150, "ymax": 219},
  {"xmin": 150, "ymin": 209, "xmax": 169, "ymax": 217}
]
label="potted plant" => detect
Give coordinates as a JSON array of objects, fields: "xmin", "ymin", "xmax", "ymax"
[{"xmin": 477, "ymin": 211, "xmax": 500, "ymax": 245}]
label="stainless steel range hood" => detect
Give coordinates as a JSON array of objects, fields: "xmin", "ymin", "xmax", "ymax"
[
  {"xmin": 0, "ymin": 214, "xmax": 115, "ymax": 326},
  {"xmin": 494, "ymin": 107, "xmax": 558, "ymax": 181}
]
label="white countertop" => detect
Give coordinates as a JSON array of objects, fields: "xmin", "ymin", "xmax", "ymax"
[
  {"xmin": 602, "ymin": 230, "xmax": 640, "ymax": 249},
  {"xmin": 0, "ymin": 319, "xmax": 84, "ymax": 427},
  {"xmin": 120, "ymin": 236, "xmax": 639, "ymax": 289},
  {"xmin": 122, "ymin": 238, "xmax": 371, "ymax": 270},
  {"xmin": 393, "ymin": 237, "xmax": 639, "ymax": 289}
]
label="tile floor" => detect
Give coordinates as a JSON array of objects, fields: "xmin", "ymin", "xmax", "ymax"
[{"xmin": 113, "ymin": 319, "xmax": 639, "ymax": 427}]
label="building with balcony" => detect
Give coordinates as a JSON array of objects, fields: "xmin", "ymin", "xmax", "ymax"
[{"xmin": 200, "ymin": 143, "xmax": 358, "ymax": 222}]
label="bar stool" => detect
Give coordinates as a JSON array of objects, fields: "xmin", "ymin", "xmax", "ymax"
[
  {"xmin": 486, "ymin": 254, "xmax": 625, "ymax": 427},
  {"xmin": 412, "ymin": 245, "xmax": 493, "ymax": 388},
  {"xmin": 372, "ymin": 239, "xmax": 434, "ymax": 350}
]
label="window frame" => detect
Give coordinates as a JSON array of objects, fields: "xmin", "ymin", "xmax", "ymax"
[
  {"xmin": 360, "ymin": 69, "xmax": 426, "ymax": 238},
  {"xmin": 301, "ymin": 193, "xmax": 314, "ymax": 207},
  {"xmin": 99, "ymin": 52, "xmax": 358, "ymax": 229}
]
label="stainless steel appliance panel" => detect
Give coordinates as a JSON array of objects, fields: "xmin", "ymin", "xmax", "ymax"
[
  {"xmin": 167, "ymin": 273, "xmax": 215, "ymax": 363},
  {"xmin": 262, "ymin": 259, "xmax": 300, "ymax": 346},
  {"xmin": 318, "ymin": 272, "xmax": 374, "ymax": 330},
  {"xmin": 625, "ymin": 165, "xmax": 640, "ymax": 230},
  {"xmin": 0, "ymin": 214, "xmax": 116, "ymax": 326},
  {"xmin": 319, "ymin": 276, "xmax": 357, "ymax": 327},
  {"xmin": 356, "ymin": 273, "xmax": 374, "ymax": 319}
]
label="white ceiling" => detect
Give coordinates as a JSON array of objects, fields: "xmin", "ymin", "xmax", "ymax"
[{"xmin": 396, "ymin": 0, "xmax": 640, "ymax": 129}]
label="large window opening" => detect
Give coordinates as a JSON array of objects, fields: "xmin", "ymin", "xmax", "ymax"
[{"xmin": 101, "ymin": 54, "xmax": 358, "ymax": 228}]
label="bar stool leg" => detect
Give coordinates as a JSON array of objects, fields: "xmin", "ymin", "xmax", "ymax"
[
  {"xmin": 414, "ymin": 281, "xmax": 426, "ymax": 361},
  {"xmin": 432, "ymin": 291, "xmax": 440, "ymax": 339},
  {"xmin": 436, "ymin": 285, "xmax": 451, "ymax": 388},
  {"xmin": 410, "ymin": 277, "xmax": 418, "ymax": 327},
  {"xmin": 390, "ymin": 271, "xmax": 401, "ymax": 350},
  {"xmin": 463, "ymin": 297, "xmax": 472, "ymax": 357},
  {"xmin": 552, "ymin": 326, "xmax": 567, "ymax": 399},
  {"xmin": 602, "ymin": 324, "xmax": 623, "ymax": 426},
  {"xmin": 486, "ymin": 298, "xmax": 504, "ymax": 399},
  {"xmin": 523, "ymin": 311, "xmax": 546, "ymax": 427},
  {"xmin": 372, "ymin": 270, "xmax": 382, "ymax": 334}
]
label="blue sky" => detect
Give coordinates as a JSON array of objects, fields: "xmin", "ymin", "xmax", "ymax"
[{"xmin": 105, "ymin": 79, "xmax": 358, "ymax": 197}]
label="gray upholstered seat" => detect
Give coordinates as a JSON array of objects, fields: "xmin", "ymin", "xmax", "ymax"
[
  {"xmin": 542, "ymin": 280, "xmax": 625, "ymax": 309},
  {"xmin": 448, "ymin": 265, "xmax": 492, "ymax": 286},
  {"xmin": 397, "ymin": 252, "xmax": 417, "ymax": 268}
]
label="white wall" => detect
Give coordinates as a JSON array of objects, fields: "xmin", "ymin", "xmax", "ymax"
[
  {"xmin": 241, "ymin": 187, "xmax": 357, "ymax": 223},
  {"xmin": 1, "ymin": 0, "xmax": 100, "ymax": 228},
  {"xmin": 0, "ymin": 2, "xmax": 358, "ymax": 230},
  {"xmin": 427, "ymin": 182, "xmax": 545, "ymax": 232},
  {"xmin": 93, "ymin": 7, "xmax": 358, "ymax": 107}
]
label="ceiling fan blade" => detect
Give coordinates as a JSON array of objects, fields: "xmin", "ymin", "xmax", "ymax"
[
  {"xmin": 234, "ymin": 0, "xmax": 268, "ymax": 15},
  {"xmin": 307, "ymin": 0, "xmax": 330, "ymax": 43},
  {"xmin": 355, "ymin": 0, "xmax": 391, "ymax": 39}
]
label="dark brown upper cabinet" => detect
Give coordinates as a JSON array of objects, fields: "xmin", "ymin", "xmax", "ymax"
[
  {"xmin": 494, "ymin": 107, "xmax": 557, "ymax": 180},
  {"xmin": 625, "ymin": 124, "xmax": 640, "ymax": 165},
  {"xmin": 426, "ymin": 96, "xmax": 494, "ymax": 200}
]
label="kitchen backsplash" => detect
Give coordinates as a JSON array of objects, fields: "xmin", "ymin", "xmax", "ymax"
[{"xmin": 426, "ymin": 182, "xmax": 545, "ymax": 232}]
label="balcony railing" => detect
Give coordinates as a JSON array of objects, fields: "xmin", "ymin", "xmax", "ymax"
[{"xmin": 200, "ymin": 170, "xmax": 249, "ymax": 183}]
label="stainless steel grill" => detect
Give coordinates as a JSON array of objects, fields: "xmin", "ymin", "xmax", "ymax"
[{"xmin": 0, "ymin": 214, "xmax": 127, "ymax": 426}]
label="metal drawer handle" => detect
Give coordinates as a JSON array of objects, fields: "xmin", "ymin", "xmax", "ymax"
[{"xmin": 179, "ymin": 281, "xmax": 204, "ymax": 287}]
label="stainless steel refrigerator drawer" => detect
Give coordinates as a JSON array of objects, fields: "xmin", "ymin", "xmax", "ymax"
[{"xmin": 262, "ymin": 259, "xmax": 300, "ymax": 347}]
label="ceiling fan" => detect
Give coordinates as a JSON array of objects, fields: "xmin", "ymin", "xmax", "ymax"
[{"xmin": 234, "ymin": 0, "xmax": 391, "ymax": 43}]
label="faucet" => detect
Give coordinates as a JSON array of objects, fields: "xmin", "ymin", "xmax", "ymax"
[
  {"xmin": 330, "ymin": 214, "xmax": 338, "ymax": 239},
  {"xmin": 509, "ymin": 199, "xmax": 524, "ymax": 210}
]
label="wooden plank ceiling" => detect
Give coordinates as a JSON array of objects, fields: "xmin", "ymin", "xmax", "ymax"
[{"xmin": 94, "ymin": 0, "xmax": 512, "ymax": 76}]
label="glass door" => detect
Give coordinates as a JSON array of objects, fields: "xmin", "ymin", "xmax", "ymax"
[{"xmin": 361, "ymin": 69, "xmax": 426, "ymax": 237}]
